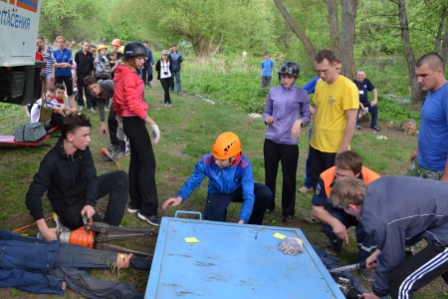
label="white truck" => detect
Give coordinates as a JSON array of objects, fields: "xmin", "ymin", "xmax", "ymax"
[{"xmin": 0, "ymin": 0, "xmax": 44, "ymax": 105}]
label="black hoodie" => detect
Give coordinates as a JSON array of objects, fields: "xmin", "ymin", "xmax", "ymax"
[{"xmin": 26, "ymin": 137, "xmax": 98, "ymax": 221}]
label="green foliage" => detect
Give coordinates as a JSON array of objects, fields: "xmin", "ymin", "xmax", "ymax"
[
  {"xmin": 39, "ymin": 0, "xmax": 106, "ymax": 43},
  {"xmin": 378, "ymin": 97, "xmax": 420, "ymax": 122}
]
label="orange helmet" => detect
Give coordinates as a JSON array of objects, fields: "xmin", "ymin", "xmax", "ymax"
[
  {"xmin": 212, "ymin": 132, "xmax": 242, "ymax": 160},
  {"xmin": 111, "ymin": 39, "xmax": 121, "ymax": 47},
  {"xmin": 97, "ymin": 45, "xmax": 108, "ymax": 52}
]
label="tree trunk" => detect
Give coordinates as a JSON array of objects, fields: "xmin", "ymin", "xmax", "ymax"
[
  {"xmin": 326, "ymin": 0, "xmax": 340, "ymax": 57},
  {"xmin": 210, "ymin": 34, "xmax": 224, "ymax": 56},
  {"xmin": 396, "ymin": 0, "xmax": 424, "ymax": 103},
  {"xmin": 273, "ymin": 0, "xmax": 316, "ymax": 63},
  {"xmin": 339, "ymin": 0, "xmax": 359, "ymax": 79},
  {"xmin": 441, "ymin": 18, "xmax": 448, "ymax": 66},
  {"xmin": 434, "ymin": 6, "xmax": 446, "ymax": 53}
]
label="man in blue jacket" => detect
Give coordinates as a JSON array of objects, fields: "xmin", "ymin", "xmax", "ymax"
[
  {"xmin": 162, "ymin": 132, "xmax": 271, "ymax": 225},
  {"xmin": 329, "ymin": 176, "xmax": 448, "ymax": 299},
  {"xmin": 169, "ymin": 44, "xmax": 183, "ymax": 94},
  {"xmin": 142, "ymin": 40, "xmax": 154, "ymax": 87}
]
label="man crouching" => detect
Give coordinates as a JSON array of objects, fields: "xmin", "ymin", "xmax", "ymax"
[{"xmin": 26, "ymin": 114, "xmax": 129, "ymax": 240}]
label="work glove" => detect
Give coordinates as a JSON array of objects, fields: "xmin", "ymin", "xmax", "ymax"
[
  {"xmin": 151, "ymin": 124, "xmax": 160, "ymax": 143},
  {"xmin": 278, "ymin": 237, "xmax": 304, "ymax": 256}
]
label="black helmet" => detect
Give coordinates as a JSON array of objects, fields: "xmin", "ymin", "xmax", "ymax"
[
  {"xmin": 124, "ymin": 42, "xmax": 148, "ymax": 58},
  {"xmin": 278, "ymin": 61, "xmax": 300, "ymax": 78}
]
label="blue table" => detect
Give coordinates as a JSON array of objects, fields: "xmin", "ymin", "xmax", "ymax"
[{"xmin": 145, "ymin": 212, "xmax": 345, "ymax": 298}]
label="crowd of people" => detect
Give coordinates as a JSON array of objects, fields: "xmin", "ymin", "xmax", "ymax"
[{"xmin": 8, "ymin": 34, "xmax": 448, "ymax": 299}]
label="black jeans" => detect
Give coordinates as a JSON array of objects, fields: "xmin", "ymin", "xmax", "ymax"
[
  {"xmin": 309, "ymin": 146, "xmax": 336, "ymax": 191},
  {"xmin": 389, "ymin": 243, "xmax": 448, "ymax": 299},
  {"xmin": 108, "ymin": 105, "xmax": 125, "ymax": 150},
  {"xmin": 76, "ymin": 74, "xmax": 93, "ymax": 108},
  {"xmin": 123, "ymin": 116, "xmax": 159, "ymax": 216},
  {"xmin": 263, "ymin": 139, "xmax": 299, "ymax": 216},
  {"xmin": 56, "ymin": 171, "xmax": 129, "ymax": 230},
  {"xmin": 204, "ymin": 183, "xmax": 272, "ymax": 225},
  {"xmin": 159, "ymin": 77, "xmax": 172, "ymax": 104}
]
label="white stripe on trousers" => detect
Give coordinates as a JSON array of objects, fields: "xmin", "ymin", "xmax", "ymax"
[{"xmin": 398, "ymin": 248, "xmax": 448, "ymax": 299}]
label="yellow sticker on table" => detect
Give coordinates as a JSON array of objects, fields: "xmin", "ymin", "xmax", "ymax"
[
  {"xmin": 273, "ymin": 233, "xmax": 286, "ymax": 239},
  {"xmin": 185, "ymin": 237, "xmax": 200, "ymax": 243}
]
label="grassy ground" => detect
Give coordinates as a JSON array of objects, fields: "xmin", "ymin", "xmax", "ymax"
[{"xmin": 0, "ymin": 77, "xmax": 443, "ymax": 298}]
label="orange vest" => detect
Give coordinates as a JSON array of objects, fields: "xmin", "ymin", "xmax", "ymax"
[{"xmin": 320, "ymin": 166, "xmax": 380, "ymax": 197}]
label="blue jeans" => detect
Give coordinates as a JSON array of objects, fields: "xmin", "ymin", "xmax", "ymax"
[
  {"xmin": 322, "ymin": 206, "xmax": 377, "ymax": 263},
  {"xmin": 50, "ymin": 243, "xmax": 152, "ymax": 299},
  {"xmin": 357, "ymin": 101, "xmax": 378, "ymax": 128},
  {"xmin": 170, "ymin": 71, "xmax": 181, "ymax": 93},
  {"xmin": 303, "ymin": 126, "xmax": 313, "ymax": 188},
  {"xmin": 204, "ymin": 183, "xmax": 272, "ymax": 225}
]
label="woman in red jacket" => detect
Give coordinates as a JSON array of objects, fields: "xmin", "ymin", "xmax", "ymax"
[{"xmin": 112, "ymin": 41, "xmax": 162, "ymax": 226}]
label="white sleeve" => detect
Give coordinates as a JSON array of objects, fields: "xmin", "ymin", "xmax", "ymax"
[{"xmin": 30, "ymin": 100, "xmax": 42, "ymax": 123}]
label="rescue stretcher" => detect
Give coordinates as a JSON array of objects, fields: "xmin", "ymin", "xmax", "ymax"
[{"xmin": 0, "ymin": 125, "xmax": 59, "ymax": 147}]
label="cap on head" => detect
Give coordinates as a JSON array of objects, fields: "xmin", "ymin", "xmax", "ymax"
[
  {"xmin": 111, "ymin": 39, "xmax": 121, "ymax": 47},
  {"xmin": 278, "ymin": 61, "xmax": 300, "ymax": 78},
  {"xmin": 123, "ymin": 42, "xmax": 148, "ymax": 58},
  {"xmin": 97, "ymin": 45, "xmax": 108, "ymax": 52},
  {"xmin": 212, "ymin": 132, "xmax": 242, "ymax": 160}
]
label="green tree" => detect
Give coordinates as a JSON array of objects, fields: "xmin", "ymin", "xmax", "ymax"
[{"xmin": 39, "ymin": 0, "xmax": 105, "ymax": 43}]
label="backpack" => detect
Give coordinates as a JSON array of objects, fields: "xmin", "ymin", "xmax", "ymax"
[{"xmin": 14, "ymin": 122, "xmax": 47, "ymax": 142}]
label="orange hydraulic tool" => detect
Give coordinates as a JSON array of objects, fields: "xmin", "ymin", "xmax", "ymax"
[{"xmin": 58, "ymin": 218, "xmax": 157, "ymax": 256}]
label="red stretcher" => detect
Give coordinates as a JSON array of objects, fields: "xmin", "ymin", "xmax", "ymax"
[{"xmin": 0, "ymin": 125, "xmax": 59, "ymax": 147}]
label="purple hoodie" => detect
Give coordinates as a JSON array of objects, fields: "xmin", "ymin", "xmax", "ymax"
[{"xmin": 263, "ymin": 84, "xmax": 310, "ymax": 145}]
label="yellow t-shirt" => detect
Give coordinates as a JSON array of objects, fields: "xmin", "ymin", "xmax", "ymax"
[{"xmin": 310, "ymin": 75, "xmax": 359, "ymax": 153}]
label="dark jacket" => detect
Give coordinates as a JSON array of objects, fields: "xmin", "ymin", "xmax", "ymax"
[
  {"xmin": 26, "ymin": 137, "xmax": 98, "ymax": 221},
  {"xmin": 155, "ymin": 59, "xmax": 173, "ymax": 80},
  {"xmin": 74, "ymin": 50, "xmax": 94, "ymax": 77},
  {"xmin": 362, "ymin": 176, "xmax": 448, "ymax": 297},
  {"xmin": 90, "ymin": 79, "xmax": 114, "ymax": 122}
]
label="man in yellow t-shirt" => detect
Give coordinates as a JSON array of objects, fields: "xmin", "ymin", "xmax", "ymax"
[{"xmin": 309, "ymin": 49, "xmax": 359, "ymax": 189}]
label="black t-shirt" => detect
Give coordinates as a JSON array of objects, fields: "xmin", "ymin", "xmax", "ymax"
[{"xmin": 75, "ymin": 50, "xmax": 94, "ymax": 76}]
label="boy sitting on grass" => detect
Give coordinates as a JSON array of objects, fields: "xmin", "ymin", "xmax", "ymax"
[{"xmin": 163, "ymin": 132, "xmax": 272, "ymax": 225}]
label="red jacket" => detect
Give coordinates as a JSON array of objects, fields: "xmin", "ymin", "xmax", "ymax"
[{"xmin": 112, "ymin": 64, "xmax": 147, "ymax": 119}]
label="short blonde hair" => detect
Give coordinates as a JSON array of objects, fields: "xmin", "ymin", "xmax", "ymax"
[
  {"xmin": 55, "ymin": 36, "xmax": 66, "ymax": 42},
  {"xmin": 328, "ymin": 177, "xmax": 367, "ymax": 208}
]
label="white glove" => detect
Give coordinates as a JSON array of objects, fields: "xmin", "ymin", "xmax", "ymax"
[
  {"xmin": 151, "ymin": 124, "xmax": 160, "ymax": 143},
  {"xmin": 278, "ymin": 237, "xmax": 304, "ymax": 256},
  {"xmin": 116, "ymin": 123, "xmax": 125, "ymax": 141}
]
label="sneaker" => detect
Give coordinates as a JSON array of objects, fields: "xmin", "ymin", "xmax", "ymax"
[
  {"xmin": 356, "ymin": 125, "xmax": 361, "ymax": 130},
  {"xmin": 79, "ymin": 106, "xmax": 84, "ymax": 111},
  {"xmin": 372, "ymin": 126, "xmax": 381, "ymax": 132},
  {"xmin": 282, "ymin": 214, "xmax": 293, "ymax": 222},
  {"xmin": 360, "ymin": 269, "xmax": 375, "ymax": 282},
  {"xmin": 138, "ymin": 212, "xmax": 161, "ymax": 226},
  {"xmin": 325, "ymin": 245, "xmax": 341, "ymax": 256},
  {"xmin": 298, "ymin": 186, "xmax": 312, "ymax": 194},
  {"xmin": 127, "ymin": 205, "xmax": 140, "ymax": 213},
  {"xmin": 164, "ymin": 103, "xmax": 168, "ymax": 107},
  {"xmin": 178, "ymin": 92, "xmax": 182, "ymax": 95},
  {"xmin": 167, "ymin": 103, "xmax": 172, "ymax": 107},
  {"xmin": 112, "ymin": 149, "xmax": 130, "ymax": 159},
  {"xmin": 89, "ymin": 107, "xmax": 95, "ymax": 113}
]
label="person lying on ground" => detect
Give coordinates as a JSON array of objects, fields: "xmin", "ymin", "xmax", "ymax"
[
  {"xmin": 163, "ymin": 132, "xmax": 272, "ymax": 225},
  {"xmin": 0, "ymin": 229, "xmax": 151, "ymax": 299},
  {"xmin": 25, "ymin": 114, "xmax": 129, "ymax": 240},
  {"xmin": 329, "ymin": 176, "xmax": 448, "ymax": 299}
]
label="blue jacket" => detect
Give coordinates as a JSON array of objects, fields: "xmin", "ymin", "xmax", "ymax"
[
  {"xmin": 176, "ymin": 153, "xmax": 255, "ymax": 223},
  {"xmin": 0, "ymin": 229, "xmax": 65, "ymax": 295},
  {"xmin": 361, "ymin": 176, "xmax": 448, "ymax": 297}
]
